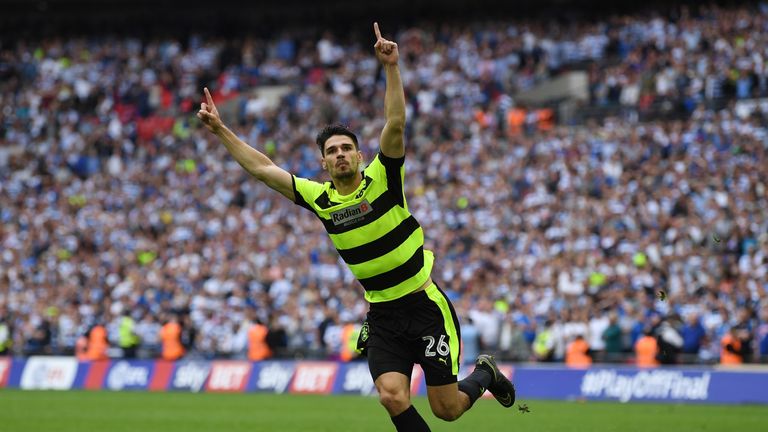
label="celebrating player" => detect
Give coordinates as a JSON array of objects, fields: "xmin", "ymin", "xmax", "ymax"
[{"xmin": 197, "ymin": 22, "xmax": 515, "ymax": 431}]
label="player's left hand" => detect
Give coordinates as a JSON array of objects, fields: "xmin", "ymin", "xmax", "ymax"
[
  {"xmin": 197, "ymin": 87, "xmax": 223, "ymax": 133},
  {"xmin": 373, "ymin": 22, "xmax": 399, "ymax": 65}
]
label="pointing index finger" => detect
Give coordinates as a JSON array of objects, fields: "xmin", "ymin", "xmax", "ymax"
[{"xmin": 374, "ymin": 22, "xmax": 382, "ymax": 40}]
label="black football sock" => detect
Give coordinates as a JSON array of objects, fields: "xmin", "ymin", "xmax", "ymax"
[
  {"xmin": 458, "ymin": 369, "xmax": 493, "ymax": 408},
  {"xmin": 391, "ymin": 405, "xmax": 431, "ymax": 432}
]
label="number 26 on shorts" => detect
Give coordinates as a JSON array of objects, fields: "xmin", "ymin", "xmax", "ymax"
[{"xmin": 422, "ymin": 335, "xmax": 450, "ymax": 357}]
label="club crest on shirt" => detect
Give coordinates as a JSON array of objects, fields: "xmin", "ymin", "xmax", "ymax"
[
  {"xmin": 354, "ymin": 176, "xmax": 373, "ymax": 199},
  {"xmin": 331, "ymin": 200, "xmax": 373, "ymax": 226}
]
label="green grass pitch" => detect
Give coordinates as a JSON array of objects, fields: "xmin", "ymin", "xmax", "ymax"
[{"xmin": 2, "ymin": 389, "xmax": 766, "ymax": 431}]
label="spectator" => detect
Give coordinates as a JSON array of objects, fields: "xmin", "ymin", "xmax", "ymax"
[
  {"xmin": 499, "ymin": 319, "xmax": 532, "ymax": 362},
  {"xmin": 247, "ymin": 318, "xmax": 272, "ymax": 361},
  {"xmin": 179, "ymin": 315, "xmax": 197, "ymax": 357},
  {"xmin": 731, "ymin": 308, "xmax": 755, "ymax": 363},
  {"xmin": 460, "ymin": 317, "xmax": 480, "ymax": 366},
  {"xmin": 118, "ymin": 310, "xmax": 140, "ymax": 359},
  {"xmin": 24, "ymin": 318, "xmax": 52, "ymax": 356},
  {"xmin": 533, "ymin": 319, "xmax": 556, "ymax": 362},
  {"xmin": 85, "ymin": 324, "xmax": 109, "ymax": 361},
  {"xmin": 681, "ymin": 313, "xmax": 707, "ymax": 361},
  {"xmin": 635, "ymin": 327, "xmax": 659, "ymax": 368},
  {"xmin": 339, "ymin": 321, "xmax": 361, "ymax": 362},
  {"xmin": 135, "ymin": 313, "xmax": 162, "ymax": 359},
  {"xmin": 565, "ymin": 334, "xmax": 592, "ymax": 368},
  {"xmin": 160, "ymin": 314, "xmax": 185, "ymax": 361},
  {"xmin": 266, "ymin": 315, "xmax": 288, "ymax": 358},
  {"xmin": 656, "ymin": 318, "xmax": 683, "ymax": 365},
  {"xmin": 720, "ymin": 327, "xmax": 744, "ymax": 365},
  {"xmin": 756, "ymin": 307, "xmax": 768, "ymax": 362},
  {"xmin": 602, "ymin": 312, "xmax": 623, "ymax": 363}
]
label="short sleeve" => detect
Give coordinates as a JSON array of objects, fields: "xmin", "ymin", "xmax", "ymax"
[
  {"xmin": 292, "ymin": 175, "xmax": 326, "ymax": 213},
  {"xmin": 380, "ymin": 152, "xmax": 405, "ymax": 205}
]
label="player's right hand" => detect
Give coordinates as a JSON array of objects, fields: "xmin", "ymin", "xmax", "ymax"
[
  {"xmin": 373, "ymin": 22, "xmax": 399, "ymax": 65},
  {"xmin": 197, "ymin": 87, "xmax": 223, "ymax": 133}
]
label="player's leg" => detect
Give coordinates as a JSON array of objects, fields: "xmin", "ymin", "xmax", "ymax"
[
  {"xmin": 367, "ymin": 307, "xmax": 431, "ymax": 432},
  {"xmin": 425, "ymin": 382, "xmax": 469, "ymax": 421},
  {"xmin": 369, "ymin": 349, "xmax": 431, "ymax": 432},
  {"xmin": 418, "ymin": 283, "xmax": 515, "ymax": 420},
  {"xmin": 416, "ymin": 283, "xmax": 480, "ymax": 420},
  {"xmin": 425, "ymin": 358, "xmax": 511, "ymax": 419},
  {"xmin": 374, "ymin": 371, "xmax": 411, "ymax": 415}
]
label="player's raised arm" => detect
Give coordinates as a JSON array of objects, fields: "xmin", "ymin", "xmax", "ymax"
[
  {"xmin": 373, "ymin": 22, "xmax": 405, "ymax": 159},
  {"xmin": 197, "ymin": 87, "xmax": 295, "ymax": 201}
]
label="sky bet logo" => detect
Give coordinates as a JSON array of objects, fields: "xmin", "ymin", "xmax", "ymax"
[{"xmin": 330, "ymin": 200, "xmax": 372, "ymax": 226}]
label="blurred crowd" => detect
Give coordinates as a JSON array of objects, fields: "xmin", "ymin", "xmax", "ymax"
[{"xmin": 1, "ymin": 3, "xmax": 767, "ymax": 366}]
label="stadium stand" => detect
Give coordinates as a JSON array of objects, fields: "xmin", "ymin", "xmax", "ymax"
[{"xmin": 1, "ymin": 1, "xmax": 767, "ymax": 365}]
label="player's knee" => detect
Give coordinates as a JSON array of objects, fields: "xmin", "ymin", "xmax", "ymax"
[
  {"xmin": 378, "ymin": 388, "xmax": 409, "ymax": 413},
  {"xmin": 431, "ymin": 404, "xmax": 461, "ymax": 422}
]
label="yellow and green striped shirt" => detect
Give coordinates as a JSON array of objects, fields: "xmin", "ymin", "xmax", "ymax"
[{"xmin": 292, "ymin": 153, "xmax": 434, "ymax": 303}]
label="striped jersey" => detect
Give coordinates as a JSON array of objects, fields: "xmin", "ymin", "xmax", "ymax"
[{"xmin": 292, "ymin": 152, "xmax": 434, "ymax": 303}]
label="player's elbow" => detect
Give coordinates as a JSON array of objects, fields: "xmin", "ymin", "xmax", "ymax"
[
  {"xmin": 245, "ymin": 165, "xmax": 268, "ymax": 182},
  {"xmin": 386, "ymin": 117, "xmax": 406, "ymax": 132},
  {"xmin": 246, "ymin": 160, "xmax": 276, "ymax": 182}
]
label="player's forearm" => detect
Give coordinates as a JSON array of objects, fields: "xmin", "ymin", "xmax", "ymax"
[
  {"xmin": 383, "ymin": 64, "xmax": 406, "ymax": 130},
  {"xmin": 213, "ymin": 124, "xmax": 276, "ymax": 180}
]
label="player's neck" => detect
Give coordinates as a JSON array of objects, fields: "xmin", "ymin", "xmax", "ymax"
[{"xmin": 332, "ymin": 172, "xmax": 363, "ymax": 196}]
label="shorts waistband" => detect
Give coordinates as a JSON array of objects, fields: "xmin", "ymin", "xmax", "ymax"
[{"xmin": 369, "ymin": 282, "xmax": 439, "ymax": 311}]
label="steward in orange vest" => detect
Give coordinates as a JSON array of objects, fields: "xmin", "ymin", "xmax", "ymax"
[
  {"xmin": 506, "ymin": 108, "xmax": 526, "ymax": 136},
  {"xmin": 160, "ymin": 315, "xmax": 185, "ymax": 361},
  {"xmin": 248, "ymin": 320, "xmax": 272, "ymax": 361},
  {"xmin": 720, "ymin": 328, "xmax": 744, "ymax": 365},
  {"xmin": 536, "ymin": 108, "xmax": 554, "ymax": 131},
  {"xmin": 565, "ymin": 335, "xmax": 592, "ymax": 368},
  {"xmin": 340, "ymin": 322, "xmax": 361, "ymax": 362},
  {"xmin": 634, "ymin": 329, "xmax": 659, "ymax": 367},
  {"xmin": 85, "ymin": 324, "xmax": 109, "ymax": 361}
]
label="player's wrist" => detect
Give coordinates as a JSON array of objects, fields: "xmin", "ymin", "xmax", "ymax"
[{"xmin": 210, "ymin": 122, "xmax": 226, "ymax": 135}]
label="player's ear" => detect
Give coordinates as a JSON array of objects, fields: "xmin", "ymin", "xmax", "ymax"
[{"xmin": 321, "ymin": 158, "xmax": 327, "ymax": 170}]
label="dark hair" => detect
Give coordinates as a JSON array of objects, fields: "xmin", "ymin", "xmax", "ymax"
[{"xmin": 315, "ymin": 124, "xmax": 359, "ymax": 155}]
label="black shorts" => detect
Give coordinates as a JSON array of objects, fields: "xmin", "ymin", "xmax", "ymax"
[{"xmin": 365, "ymin": 282, "xmax": 462, "ymax": 387}]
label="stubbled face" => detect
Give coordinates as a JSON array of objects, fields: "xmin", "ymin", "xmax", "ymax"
[{"xmin": 322, "ymin": 135, "xmax": 362, "ymax": 181}]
